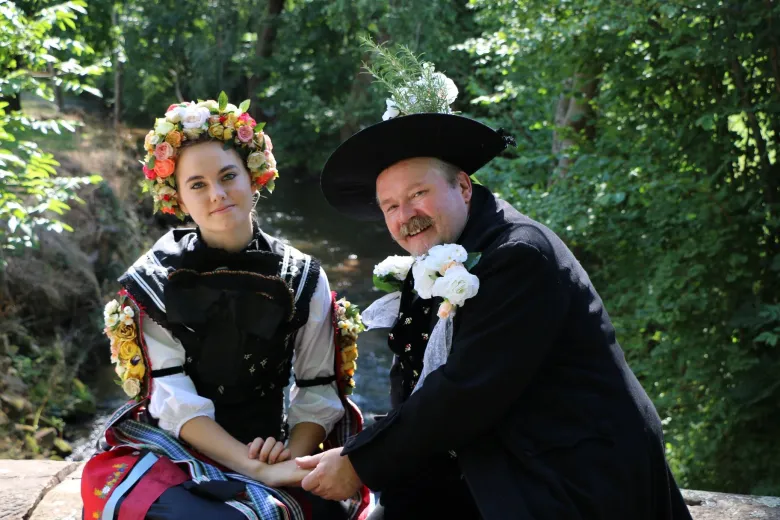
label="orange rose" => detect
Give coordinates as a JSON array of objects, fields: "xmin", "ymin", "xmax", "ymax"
[
  {"xmin": 165, "ymin": 131, "xmax": 182, "ymax": 148},
  {"xmin": 154, "ymin": 158, "xmax": 175, "ymax": 178}
]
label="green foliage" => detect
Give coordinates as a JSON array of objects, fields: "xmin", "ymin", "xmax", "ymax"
[
  {"xmin": 0, "ymin": 1, "xmax": 103, "ymax": 265},
  {"xmin": 459, "ymin": 0, "xmax": 780, "ymax": 494}
]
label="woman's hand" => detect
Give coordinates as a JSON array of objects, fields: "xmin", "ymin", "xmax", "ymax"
[
  {"xmin": 248, "ymin": 459, "xmax": 311, "ymax": 488},
  {"xmin": 247, "ymin": 436, "xmax": 291, "ymax": 464}
]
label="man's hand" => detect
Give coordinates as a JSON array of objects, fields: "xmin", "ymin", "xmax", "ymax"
[
  {"xmin": 296, "ymin": 448, "xmax": 362, "ymax": 500},
  {"xmin": 247, "ymin": 437, "xmax": 290, "ymax": 464}
]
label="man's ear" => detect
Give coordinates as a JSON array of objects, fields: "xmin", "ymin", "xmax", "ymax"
[{"xmin": 457, "ymin": 171, "xmax": 473, "ymax": 204}]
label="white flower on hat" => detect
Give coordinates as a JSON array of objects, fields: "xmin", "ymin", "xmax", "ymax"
[
  {"xmin": 382, "ymin": 99, "xmax": 400, "ymax": 121},
  {"xmin": 433, "ymin": 72, "xmax": 458, "ymax": 104}
]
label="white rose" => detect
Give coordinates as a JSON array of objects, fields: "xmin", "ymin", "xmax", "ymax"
[
  {"xmin": 165, "ymin": 106, "xmax": 186, "ymax": 123},
  {"xmin": 373, "ymin": 255, "xmax": 415, "ymax": 281},
  {"xmin": 122, "ymin": 306, "xmax": 134, "ymax": 318},
  {"xmin": 121, "ymin": 315, "xmax": 134, "ymax": 326},
  {"xmin": 104, "ymin": 300, "xmax": 119, "ymax": 316},
  {"xmin": 382, "ymin": 98, "xmax": 400, "ymax": 121},
  {"xmin": 264, "ymin": 151, "xmax": 277, "ymax": 170},
  {"xmin": 225, "ymin": 103, "xmax": 238, "ymax": 113},
  {"xmin": 149, "ymin": 134, "xmax": 161, "ymax": 145},
  {"xmin": 433, "ymin": 72, "xmax": 458, "ymax": 104},
  {"xmin": 105, "ymin": 314, "xmax": 119, "ymax": 328},
  {"xmin": 412, "ymin": 260, "xmax": 437, "ymax": 300},
  {"xmin": 247, "ymin": 152, "xmax": 266, "ymax": 170},
  {"xmin": 431, "ymin": 265, "xmax": 479, "ymax": 307},
  {"xmin": 180, "ymin": 104, "xmax": 211, "ymax": 129},
  {"xmin": 122, "ymin": 378, "xmax": 141, "ymax": 398},
  {"xmin": 115, "ymin": 363, "xmax": 126, "ymax": 377},
  {"xmin": 421, "ymin": 244, "xmax": 468, "ymax": 274}
]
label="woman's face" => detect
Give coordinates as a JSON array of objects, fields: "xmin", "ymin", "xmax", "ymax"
[{"xmin": 175, "ymin": 141, "xmax": 256, "ymax": 238}]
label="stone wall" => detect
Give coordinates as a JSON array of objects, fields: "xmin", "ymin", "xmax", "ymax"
[{"xmin": 0, "ymin": 460, "xmax": 777, "ymax": 519}]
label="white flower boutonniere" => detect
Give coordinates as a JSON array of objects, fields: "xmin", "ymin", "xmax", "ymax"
[
  {"xmin": 412, "ymin": 244, "xmax": 481, "ymax": 318},
  {"xmin": 372, "ymin": 255, "xmax": 415, "ymax": 293}
]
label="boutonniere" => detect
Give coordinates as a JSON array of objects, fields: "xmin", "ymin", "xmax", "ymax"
[
  {"xmin": 372, "ymin": 245, "xmax": 481, "ymax": 319},
  {"xmin": 372, "ymin": 255, "xmax": 416, "ymax": 293},
  {"xmin": 412, "ymin": 244, "xmax": 481, "ymax": 318}
]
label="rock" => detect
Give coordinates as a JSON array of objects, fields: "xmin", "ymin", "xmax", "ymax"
[
  {"xmin": 53, "ymin": 438, "xmax": 73, "ymax": 456},
  {"xmin": 14, "ymin": 423, "xmax": 36, "ymax": 434},
  {"xmin": 0, "ymin": 459, "xmax": 80, "ymax": 520},
  {"xmin": 33, "ymin": 427, "xmax": 58, "ymax": 449},
  {"xmin": 685, "ymin": 489, "xmax": 780, "ymax": 519},
  {"xmin": 0, "ymin": 409, "xmax": 8, "ymax": 426},
  {"xmin": 29, "ymin": 462, "xmax": 84, "ymax": 520},
  {"xmin": 24, "ymin": 434, "xmax": 39, "ymax": 453},
  {"xmin": 0, "ymin": 393, "xmax": 32, "ymax": 415}
]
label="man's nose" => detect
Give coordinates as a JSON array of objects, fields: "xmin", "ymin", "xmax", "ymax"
[{"xmin": 399, "ymin": 202, "xmax": 416, "ymax": 222}]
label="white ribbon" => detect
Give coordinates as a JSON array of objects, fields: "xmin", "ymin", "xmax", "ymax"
[{"xmin": 362, "ymin": 291, "xmax": 454, "ymax": 393}]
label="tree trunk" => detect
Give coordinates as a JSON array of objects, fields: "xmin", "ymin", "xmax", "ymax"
[
  {"xmin": 551, "ymin": 69, "xmax": 600, "ymax": 181},
  {"xmin": 248, "ymin": 0, "xmax": 284, "ymax": 121},
  {"xmin": 112, "ymin": 5, "xmax": 122, "ymax": 127}
]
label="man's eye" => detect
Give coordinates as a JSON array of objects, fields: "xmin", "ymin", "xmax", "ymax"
[{"xmin": 413, "ymin": 190, "xmax": 426, "ymax": 198}]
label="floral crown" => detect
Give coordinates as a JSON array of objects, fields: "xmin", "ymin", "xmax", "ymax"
[{"xmin": 141, "ymin": 91, "xmax": 278, "ymax": 219}]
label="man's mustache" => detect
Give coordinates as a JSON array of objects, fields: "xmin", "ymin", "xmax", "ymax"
[{"xmin": 400, "ymin": 216, "xmax": 434, "ymax": 238}]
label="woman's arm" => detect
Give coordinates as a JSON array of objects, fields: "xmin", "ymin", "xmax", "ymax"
[
  {"xmin": 286, "ymin": 267, "xmax": 345, "ymax": 454},
  {"xmin": 180, "ymin": 416, "xmax": 310, "ymax": 486}
]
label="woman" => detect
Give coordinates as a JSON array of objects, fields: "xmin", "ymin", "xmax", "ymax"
[{"xmin": 81, "ymin": 94, "xmax": 366, "ymax": 520}]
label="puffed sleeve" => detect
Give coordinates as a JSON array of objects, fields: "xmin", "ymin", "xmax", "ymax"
[
  {"xmin": 143, "ymin": 317, "xmax": 216, "ymax": 438},
  {"xmin": 287, "ymin": 268, "xmax": 345, "ymax": 435}
]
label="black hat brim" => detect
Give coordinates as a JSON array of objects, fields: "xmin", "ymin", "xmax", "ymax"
[{"xmin": 320, "ymin": 113, "xmax": 507, "ymax": 221}]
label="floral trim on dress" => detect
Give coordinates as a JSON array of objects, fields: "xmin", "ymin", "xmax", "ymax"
[{"xmin": 104, "ymin": 295, "xmax": 147, "ymax": 399}]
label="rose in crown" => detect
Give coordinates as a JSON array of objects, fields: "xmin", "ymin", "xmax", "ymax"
[{"xmin": 141, "ymin": 91, "xmax": 279, "ymax": 219}]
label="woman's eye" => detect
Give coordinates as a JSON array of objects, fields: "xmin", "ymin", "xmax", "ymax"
[
  {"xmin": 191, "ymin": 182, "xmax": 205, "ymax": 190},
  {"xmin": 222, "ymin": 172, "xmax": 237, "ymax": 181}
]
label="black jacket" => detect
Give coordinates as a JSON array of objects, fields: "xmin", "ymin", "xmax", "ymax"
[{"xmin": 342, "ymin": 185, "xmax": 692, "ymax": 520}]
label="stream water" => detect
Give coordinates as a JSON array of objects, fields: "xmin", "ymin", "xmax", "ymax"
[{"xmin": 67, "ymin": 174, "xmax": 401, "ymax": 461}]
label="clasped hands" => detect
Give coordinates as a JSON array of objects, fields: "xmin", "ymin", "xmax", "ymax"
[{"xmin": 245, "ymin": 437, "xmax": 362, "ymax": 500}]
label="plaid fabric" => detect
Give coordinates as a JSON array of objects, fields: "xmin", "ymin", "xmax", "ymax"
[{"xmin": 112, "ymin": 419, "xmax": 302, "ymax": 520}]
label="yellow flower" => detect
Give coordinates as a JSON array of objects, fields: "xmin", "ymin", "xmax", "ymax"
[
  {"xmin": 223, "ymin": 128, "xmax": 234, "ymax": 140},
  {"xmin": 114, "ymin": 322, "xmax": 136, "ymax": 342},
  {"xmin": 225, "ymin": 113, "xmax": 238, "ymax": 128},
  {"xmin": 117, "ymin": 339, "xmax": 139, "ymax": 362},
  {"xmin": 341, "ymin": 345, "xmax": 358, "ymax": 363},
  {"xmin": 165, "ymin": 130, "xmax": 183, "ymax": 148},
  {"xmin": 125, "ymin": 354, "xmax": 146, "ymax": 381},
  {"xmin": 208, "ymin": 124, "xmax": 224, "ymax": 138}
]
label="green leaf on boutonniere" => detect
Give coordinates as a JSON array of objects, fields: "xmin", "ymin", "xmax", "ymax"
[
  {"xmin": 464, "ymin": 252, "xmax": 482, "ymax": 271},
  {"xmin": 373, "ymin": 274, "xmax": 403, "ymax": 293}
]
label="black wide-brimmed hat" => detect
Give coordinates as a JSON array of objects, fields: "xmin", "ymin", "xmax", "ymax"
[{"xmin": 320, "ymin": 112, "xmax": 514, "ymax": 221}]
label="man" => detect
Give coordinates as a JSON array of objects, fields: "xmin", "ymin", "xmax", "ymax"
[{"xmin": 298, "ymin": 109, "xmax": 692, "ymax": 519}]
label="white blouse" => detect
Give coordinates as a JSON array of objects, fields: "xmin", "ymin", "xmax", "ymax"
[{"xmin": 143, "ymin": 267, "xmax": 345, "ymax": 439}]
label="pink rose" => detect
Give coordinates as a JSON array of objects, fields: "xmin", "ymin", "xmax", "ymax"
[
  {"xmin": 143, "ymin": 164, "xmax": 157, "ymax": 180},
  {"xmin": 237, "ymin": 125, "xmax": 254, "ymax": 143},
  {"xmin": 154, "ymin": 142, "xmax": 173, "ymax": 161},
  {"xmin": 238, "ymin": 113, "xmax": 256, "ymax": 127},
  {"xmin": 264, "ymin": 150, "xmax": 277, "ymax": 170},
  {"xmin": 263, "ymin": 133, "xmax": 273, "ymax": 151}
]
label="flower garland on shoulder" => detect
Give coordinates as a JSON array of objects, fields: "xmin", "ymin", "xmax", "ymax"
[
  {"xmin": 141, "ymin": 91, "xmax": 278, "ymax": 219},
  {"xmin": 103, "ymin": 296, "xmax": 146, "ymax": 399},
  {"xmin": 334, "ymin": 297, "xmax": 365, "ymax": 395},
  {"xmin": 373, "ymin": 244, "xmax": 481, "ymax": 318}
]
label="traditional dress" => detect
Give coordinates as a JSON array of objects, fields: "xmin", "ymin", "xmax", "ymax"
[
  {"xmin": 344, "ymin": 185, "xmax": 693, "ymax": 520},
  {"xmin": 82, "ymin": 225, "xmax": 369, "ymax": 520}
]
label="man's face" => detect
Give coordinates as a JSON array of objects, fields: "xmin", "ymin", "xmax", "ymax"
[{"xmin": 376, "ymin": 158, "xmax": 472, "ymax": 256}]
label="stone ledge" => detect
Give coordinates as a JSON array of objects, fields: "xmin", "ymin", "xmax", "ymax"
[
  {"xmin": 0, "ymin": 459, "xmax": 778, "ymax": 519},
  {"xmin": 683, "ymin": 489, "xmax": 780, "ymax": 519}
]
